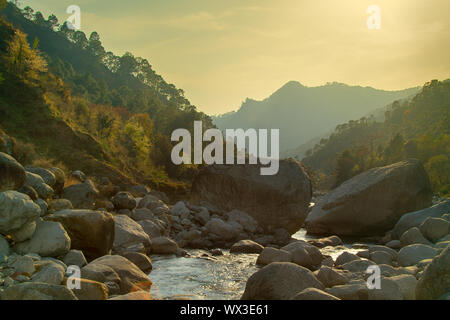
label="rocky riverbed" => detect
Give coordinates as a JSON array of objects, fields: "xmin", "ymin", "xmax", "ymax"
[
  {"xmin": 149, "ymin": 229, "xmax": 365, "ymax": 300},
  {"xmin": 1, "ymin": 149, "xmax": 449, "ymax": 300}
]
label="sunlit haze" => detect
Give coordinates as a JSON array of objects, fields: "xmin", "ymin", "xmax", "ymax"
[{"xmin": 26, "ymin": 0, "xmax": 450, "ymax": 114}]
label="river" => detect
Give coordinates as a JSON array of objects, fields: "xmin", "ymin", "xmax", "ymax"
[{"xmin": 149, "ymin": 228, "xmax": 364, "ymax": 300}]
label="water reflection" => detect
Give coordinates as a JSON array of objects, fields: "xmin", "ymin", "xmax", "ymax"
[
  {"xmin": 149, "ymin": 227, "xmax": 365, "ymax": 300},
  {"xmin": 149, "ymin": 250, "xmax": 259, "ymax": 300}
]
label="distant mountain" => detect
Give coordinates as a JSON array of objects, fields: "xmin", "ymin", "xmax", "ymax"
[
  {"xmin": 283, "ymin": 94, "xmax": 416, "ymax": 160},
  {"xmin": 301, "ymin": 79, "xmax": 449, "ymax": 196},
  {"xmin": 213, "ymin": 81, "xmax": 419, "ymax": 152}
]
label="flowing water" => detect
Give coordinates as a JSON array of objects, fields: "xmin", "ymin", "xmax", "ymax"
[{"xmin": 149, "ymin": 228, "xmax": 364, "ymax": 300}]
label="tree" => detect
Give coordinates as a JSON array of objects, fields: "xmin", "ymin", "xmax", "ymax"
[
  {"xmin": 425, "ymin": 155, "xmax": 450, "ymax": 196},
  {"xmin": 384, "ymin": 133, "xmax": 405, "ymax": 163},
  {"xmin": 0, "ymin": 0, "xmax": 6, "ymax": 11},
  {"xmin": 96, "ymin": 112, "xmax": 115, "ymax": 139},
  {"xmin": 22, "ymin": 6, "xmax": 34, "ymax": 19},
  {"xmin": 334, "ymin": 150, "xmax": 356, "ymax": 187},
  {"xmin": 103, "ymin": 51, "xmax": 120, "ymax": 73},
  {"xmin": 87, "ymin": 32, "xmax": 105, "ymax": 60},
  {"xmin": 118, "ymin": 52, "xmax": 138, "ymax": 76},
  {"xmin": 47, "ymin": 14, "xmax": 60, "ymax": 30},
  {"xmin": 58, "ymin": 21, "xmax": 75, "ymax": 40},
  {"xmin": 72, "ymin": 31, "xmax": 88, "ymax": 49},
  {"xmin": 33, "ymin": 12, "xmax": 46, "ymax": 26},
  {"xmin": 2, "ymin": 30, "xmax": 47, "ymax": 81}
]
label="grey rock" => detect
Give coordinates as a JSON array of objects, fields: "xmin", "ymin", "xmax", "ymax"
[
  {"xmin": 191, "ymin": 159, "xmax": 312, "ymax": 234},
  {"xmin": 306, "ymin": 160, "xmax": 432, "ymax": 236},
  {"xmin": 25, "ymin": 172, "xmax": 54, "ymax": 199},
  {"xmin": 419, "ymin": 217, "xmax": 449, "ymax": 243},
  {"xmin": 256, "ymin": 247, "xmax": 292, "ymax": 265},
  {"xmin": 0, "ymin": 191, "xmax": 40, "ymax": 235},
  {"xmin": 0, "ymin": 152, "xmax": 26, "ymax": 192},
  {"xmin": 392, "ymin": 200, "xmax": 450, "ymax": 239},
  {"xmin": 241, "ymin": 262, "xmax": 323, "ymax": 300},
  {"xmin": 397, "ymin": 244, "xmax": 438, "ymax": 267},
  {"xmin": 14, "ymin": 219, "xmax": 71, "ymax": 257}
]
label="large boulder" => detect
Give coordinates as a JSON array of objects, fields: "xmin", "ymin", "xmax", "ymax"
[
  {"xmin": 391, "ymin": 200, "xmax": 450, "ymax": 239},
  {"xmin": 25, "ymin": 172, "xmax": 54, "ymax": 199},
  {"xmin": 0, "ymin": 152, "xmax": 26, "ymax": 192},
  {"xmin": 113, "ymin": 215, "xmax": 151, "ymax": 254},
  {"xmin": 87, "ymin": 255, "xmax": 152, "ymax": 295},
  {"xmin": 416, "ymin": 246, "xmax": 450, "ymax": 300},
  {"xmin": 306, "ymin": 159, "xmax": 432, "ymax": 236},
  {"xmin": 0, "ymin": 191, "xmax": 40, "ymax": 235},
  {"xmin": 191, "ymin": 159, "xmax": 312, "ymax": 234},
  {"xmin": 45, "ymin": 209, "xmax": 115, "ymax": 261},
  {"xmin": 241, "ymin": 262, "xmax": 324, "ymax": 300},
  {"xmin": 1, "ymin": 283, "xmax": 77, "ymax": 300},
  {"xmin": 14, "ymin": 219, "xmax": 71, "ymax": 257},
  {"xmin": 62, "ymin": 180, "xmax": 99, "ymax": 209}
]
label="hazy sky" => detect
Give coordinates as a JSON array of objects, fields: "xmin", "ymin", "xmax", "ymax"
[{"xmin": 25, "ymin": 0, "xmax": 450, "ymax": 115}]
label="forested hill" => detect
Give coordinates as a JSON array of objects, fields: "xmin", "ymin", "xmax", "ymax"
[
  {"xmin": 213, "ymin": 81, "xmax": 419, "ymax": 152},
  {"xmin": 0, "ymin": 2, "xmax": 213, "ymax": 193},
  {"xmin": 302, "ymin": 79, "xmax": 450, "ymax": 196}
]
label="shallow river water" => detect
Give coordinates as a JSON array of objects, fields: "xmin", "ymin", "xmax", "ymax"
[{"xmin": 149, "ymin": 228, "xmax": 364, "ymax": 300}]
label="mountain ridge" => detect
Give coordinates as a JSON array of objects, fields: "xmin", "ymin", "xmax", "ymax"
[{"xmin": 213, "ymin": 81, "xmax": 419, "ymax": 152}]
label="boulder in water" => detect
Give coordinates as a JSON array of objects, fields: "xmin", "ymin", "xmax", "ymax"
[
  {"xmin": 191, "ymin": 159, "xmax": 312, "ymax": 234},
  {"xmin": 306, "ymin": 159, "xmax": 432, "ymax": 237}
]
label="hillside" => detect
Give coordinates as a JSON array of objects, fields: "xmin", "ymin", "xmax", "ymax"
[
  {"xmin": 0, "ymin": 2, "xmax": 214, "ymax": 195},
  {"xmin": 302, "ymin": 79, "xmax": 450, "ymax": 196},
  {"xmin": 213, "ymin": 81, "xmax": 419, "ymax": 152}
]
